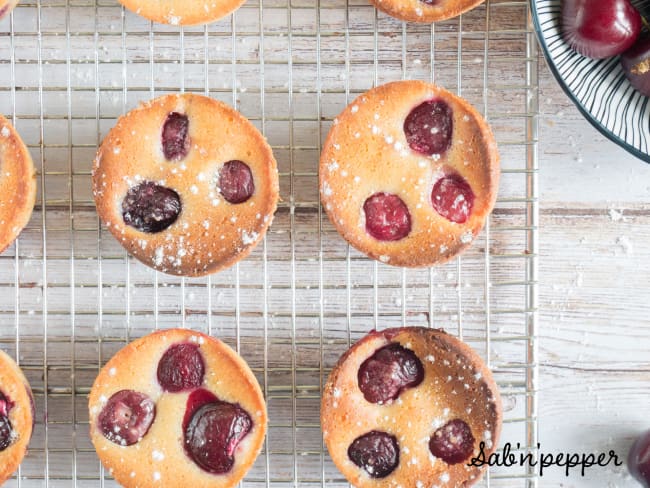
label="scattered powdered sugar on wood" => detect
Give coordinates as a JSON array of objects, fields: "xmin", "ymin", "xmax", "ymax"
[
  {"xmin": 616, "ymin": 236, "xmax": 633, "ymax": 256},
  {"xmin": 608, "ymin": 208, "xmax": 623, "ymax": 222}
]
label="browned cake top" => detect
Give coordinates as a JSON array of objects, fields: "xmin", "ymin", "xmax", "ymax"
[
  {"xmin": 89, "ymin": 328, "xmax": 267, "ymax": 488},
  {"xmin": 320, "ymin": 80, "xmax": 499, "ymax": 268},
  {"xmin": 322, "ymin": 327, "xmax": 502, "ymax": 488},
  {"xmin": 93, "ymin": 93, "xmax": 279, "ymax": 277}
]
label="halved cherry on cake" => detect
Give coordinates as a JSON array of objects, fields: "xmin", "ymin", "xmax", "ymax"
[
  {"xmin": 358, "ymin": 343, "xmax": 424, "ymax": 404},
  {"xmin": 97, "ymin": 390, "xmax": 156, "ymax": 447},
  {"xmin": 162, "ymin": 112, "xmax": 190, "ymax": 161},
  {"xmin": 183, "ymin": 388, "xmax": 253, "ymax": 474},
  {"xmin": 429, "ymin": 419, "xmax": 475, "ymax": 465},
  {"xmin": 431, "ymin": 173, "xmax": 475, "ymax": 224},
  {"xmin": 0, "ymin": 415, "xmax": 11, "ymax": 452},
  {"xmin": 219, "ymin": 160, "xmax": 255, "ymax": 204},
  {"xmin": 348, "ymin": 431, "xmax": 399, "ymax": 479},
  {"xmin": 363, "ymin": 193, "xmax": 412, "ymax": 242},
  {"xmin": 0, "ymin": 391, "xmax": 12, "ymax": 419},
  {"xmin": 404, "ymin": 99, "xmax": 453, "ymax": 156},
  {"xmin": 0, "ymin": 391, "xmax": 13, "ymax": 451},
  {"xmin": 122, "ymin": 181, "xmax": 181, "ymax": 233},
  {"xmin": 157, "ymin": 343, "xmax": 205, "ymax": 392}
]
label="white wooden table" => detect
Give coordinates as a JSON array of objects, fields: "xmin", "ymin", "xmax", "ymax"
[{"xmin": 538, "ymin": 56, "xmax": 650, "ymax": 487}]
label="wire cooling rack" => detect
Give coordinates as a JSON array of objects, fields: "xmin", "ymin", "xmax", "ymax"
[{"xmin": 0, "ymin": 0, "xmax": 539, "ymax": 486}]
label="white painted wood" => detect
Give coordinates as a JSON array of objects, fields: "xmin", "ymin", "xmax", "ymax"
[
  {"xmin": 540, "ymin": 61, "xmax": 650, "ymax": 206},
  {"xmin": 538, "ymin": 59, "xmax": 650, "ymax": 487}
]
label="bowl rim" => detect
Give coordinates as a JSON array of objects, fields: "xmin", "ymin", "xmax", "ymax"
[{"xmin": 530, "ymin": 0, "xmax": 650, "ymax": 164}]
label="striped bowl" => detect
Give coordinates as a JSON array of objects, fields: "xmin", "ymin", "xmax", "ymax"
[{"xmin": 531, "ymin": 0, "xmax": 650, "ymax": 163}]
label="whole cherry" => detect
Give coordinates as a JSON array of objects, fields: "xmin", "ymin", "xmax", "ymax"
[
  {"xmin": 629, "ymin": 430, "xmax": 650, "ymax": 487},
  {"xmin": 562, "ymin": 0, "xmax": 642, "ymax": 59},
  {"xmin": 621, "ymin": 34, "xmax": 650, "ymax": 97}
]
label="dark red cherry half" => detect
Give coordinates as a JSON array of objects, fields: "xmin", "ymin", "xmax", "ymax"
[
  {"xmin": 358, "ymin": 343, "xmax": 424, "ymax": 404},
  {"xmin": 431, "ymin": 174, "xmax": 475, "ymax": 224},
  {"xmin": 0, "ymin": 415, "xmax": 11, "ymax": 452},
  {"xmin": 157, "ymin": 343, "xmax": 205, "ymax": 393},
  {"xmin": 183, "ymin": 388, "xmax": 253, "ymax": 474},
  {"xmin": 122, "ymin": 181, "xmax": 181, "ymax": 233},
  {"xmin": 404, "ymin": 99, "xmax": 453, "ymax": 156},
  {"xmin": 0, "ymin": 391, "xmax": 12, "ymax": 418},
  {"xmin": 162, "ymin": 112, "xmax": 190, "ymax": 161},
  {"xmin": 218, "ymin": 160, "xmax": 255, "ymax": 204},
  {"xmin": 363, "ymin": 193, "xmax": 412, "ymax": 242},
  {"xmin": 97, "ymin": 390, "xmax": 156, "ymax": 446},
  {"xmin": 348, "ymin": 431, "xmax": 399, "ymax": 478},
  {"xmin": 429, "ymin": 419, "xmax": 475, "ymax": 465},
  {"xmin": 183, "ymin": 388, "xmax": 219, "ymax": 430},
  {"xmin": 0, "ymin": 391, "xmax": 12, "ymax": 452}
]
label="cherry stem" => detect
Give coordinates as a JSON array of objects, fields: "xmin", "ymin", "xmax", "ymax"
[{"xmin": 642, "ymin": 14, "xmax": 650, "ymax": 33}]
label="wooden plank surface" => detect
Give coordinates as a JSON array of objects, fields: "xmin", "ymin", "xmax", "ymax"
[{"xmin": 538, "ymin": 56, "xmax": 650, "ymax": 487}]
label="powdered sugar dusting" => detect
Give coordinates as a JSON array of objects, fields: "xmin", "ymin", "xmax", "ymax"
[
  {"xmin": 460, "ymin": 231, "xmax": 473, "ymax": 244},
  {"xmin": 242, "ymin": 230, "xmax": 259, "ymax": 246}
]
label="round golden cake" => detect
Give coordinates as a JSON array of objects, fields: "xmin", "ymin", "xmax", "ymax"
[
  {"xmin": 88, "ymin": 328, "xmax": 267, "ymax": 488},
  {"xmin": 92, "ymin": 93, "xmax": 279, "ymax": 277},
  {"xmin": 371, "ymin": 0, "xmax": 485, "ymax": 23},
  {"xmin": 321, "ymin": 327, "xmax": 502, "ymax": 488},
  {"xmin": 0, "ymin": 349, "xmax": 35, "ymax": 486},
  {"xmin": 320, "ymin": 80, "xmax": 499, "ymax": 267},
  {"xmin": 0, "ymin": 114, "xmax": 37, "ymax": 255},
  {"xmin": 118, "ymin": 0, "xmax": 246, "ymax": 26}
]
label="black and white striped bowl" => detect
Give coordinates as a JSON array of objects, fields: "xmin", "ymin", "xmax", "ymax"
[{"xmin": 531, "ymin": 0, "xmax": 650, "ymax": 163}]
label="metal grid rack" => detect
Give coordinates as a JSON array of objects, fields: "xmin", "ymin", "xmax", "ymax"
[{"xmin": 0, "ymin": 0, "xmax": 539, "ymax": 486}]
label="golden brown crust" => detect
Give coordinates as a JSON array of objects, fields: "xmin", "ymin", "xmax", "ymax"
[
  {"xmin": 0, "ymin": 0, "xmax": 19, "ymax": 18},
  {"xmin": 118, "ymin": 0, "xmax": 246, "ymax": 26},
  {"xmin": 371, "ymin": 0, "xmax": 485, "ymax": 23},
  {"xmin": 320, "ymin": 80, "xmax": 499, "ymax": 268},
  {"xmin": 0, "ymin": 350, "xmax": 34, "ymax": 486},
  {"xmin": 0, "ymin": 115, "xmax": 37, "ymax": 255},
  {"xmin": 88, "ymin": 328, "xmax": 267, "ymax": 488},
  {"xmin": 321, "ymin": 327, "xmax": 502, "ymax": 488},
  {"xmin": 92, "ymin": 94, "xmax": 279, "ymax": 277}
]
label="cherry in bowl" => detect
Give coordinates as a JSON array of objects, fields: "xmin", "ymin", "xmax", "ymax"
[
  {"xmin": 629, "ymin": 430, "xmax": 650, "ymax": 487},
  {"xmin": 622, "ymin": 35, "xmax": 650, "ymax": 97},
  {"xmin": 561, "ymin": 0, "xmax": 641, "ymax": 59}
]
